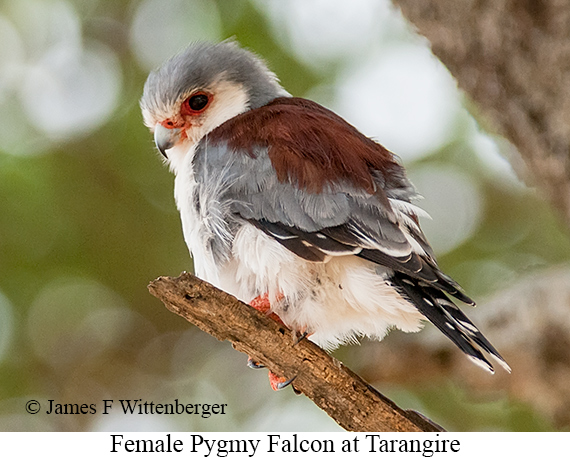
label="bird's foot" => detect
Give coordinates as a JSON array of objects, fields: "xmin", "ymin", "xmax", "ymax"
[
  {"xmin": 249, "ymin": 292, "xmax": 285, "ymax": 325},
  {"xmin": 248, "ymin": 293, "xmax": 300, "ymax": 391},
  {"xmin": 246, "ymin": 357, "xmax": 265, "ymax": 369},
  {"xmin": 268, "ymin": 371, "xmax": 297, "ymax": 391},
  {"xmin": 247, "ymin": 356, "xmax": 297, "ymax": 391}
]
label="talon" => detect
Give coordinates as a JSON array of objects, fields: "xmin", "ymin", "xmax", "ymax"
[
  {"xmin": 293, "ymin": 330, "xmax": 311, "ymax": 345},
  {"xmin": 247, "ymin": 357, "xmax": 265, "ymax": 369},
  {"xmin": 277, "ymin": 376, "xmax": 297, "ymax": 390},
  {"xmin": 268, "ymin": 371, "xmax": 297, "ymax": 391}
]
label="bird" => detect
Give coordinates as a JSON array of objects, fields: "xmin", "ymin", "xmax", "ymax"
[{"xmin": 140, "ymin": 41, "xmax": 510, "ymax": 389}]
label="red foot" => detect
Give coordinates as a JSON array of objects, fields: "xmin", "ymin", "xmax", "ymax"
[
  {"xmin": 249, "ymin": 293, "xmax": 296, "ymax": 391},
  {"xmin": 249, "ymin": 293, "xmax": 272, "ymax": 313},
  {"xmin": 249, "ymin": 293, "xmax": 285, "ymax": 325},
  {"xmin": 268, "ymin": 371, "xmax": 295, "ymax": 391}
]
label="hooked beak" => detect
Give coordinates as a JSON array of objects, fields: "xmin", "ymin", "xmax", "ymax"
[{"xmin": 154, "ymin": 124, "xmax": 181, "ymax": 158}]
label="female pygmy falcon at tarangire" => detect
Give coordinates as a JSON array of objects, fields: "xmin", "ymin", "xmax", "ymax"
[{"xmin": 141, "ymin": 41, "xmax": 510, "ymax": 390}]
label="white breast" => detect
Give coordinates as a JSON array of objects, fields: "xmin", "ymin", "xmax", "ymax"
[{"xmin": 173, "ymin": 146, "xmax": 229, "ymax": 286}]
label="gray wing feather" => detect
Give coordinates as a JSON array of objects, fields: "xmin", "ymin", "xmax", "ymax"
[
  {"xmin": 198, "ymin": 141, "xmax": 360, "ymax": 230},
  {"xmin": 195, "ymin": 141, "xmax": 410, "ymax": 245},
  {"xmin": 194, "ymin": 141, "xmax": 471, "ymax": 302}
]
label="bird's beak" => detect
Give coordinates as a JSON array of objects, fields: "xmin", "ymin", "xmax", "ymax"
[{"xmin": 154, "ymin": 124, "xmax": 181, "ymax": 158}]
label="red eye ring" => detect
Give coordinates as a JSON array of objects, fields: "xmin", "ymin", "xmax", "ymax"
[{"xmin": 181, "ymin": 92, "xmax": 211, "ymax": 115}]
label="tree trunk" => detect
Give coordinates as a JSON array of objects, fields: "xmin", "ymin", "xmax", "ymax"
[{"xmin": 393, "ymin": 0, "xmax": 570, "ymax": 226}]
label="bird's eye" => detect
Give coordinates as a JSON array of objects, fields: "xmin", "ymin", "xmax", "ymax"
[{"xmin": 185, "ymin": 93, "xmax": 210, "ymax": 114}]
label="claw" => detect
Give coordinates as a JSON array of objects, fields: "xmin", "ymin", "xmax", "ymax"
[
  {"xmin": 247, "ymin": 357, "xmax": 265, "ymax": 369},
  {"xmin": 293, "ymin": 330, "xmax": 311, "ymax": 346},
  {"xmin": 268, "ymin": 371, "xmax": 297, "ymax": 391}
]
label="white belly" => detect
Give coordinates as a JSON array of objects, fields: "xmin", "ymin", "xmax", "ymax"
[{"xmin": 231, "ymin": 225, "xmax": 424, "ymax": 351}]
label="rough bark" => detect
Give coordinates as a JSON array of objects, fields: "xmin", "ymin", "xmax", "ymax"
[
  {"xmin": 148, "ymin": 272, "xmax": 443, "ymax": 432},
  {"xmin": 392, "ymin": 0, "xmax": 570, "ymax": 226}
]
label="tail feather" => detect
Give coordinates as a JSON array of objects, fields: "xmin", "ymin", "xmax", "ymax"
[{"xmin": 391, "ymin": 272, "xmax": 511, "ymax": 373}]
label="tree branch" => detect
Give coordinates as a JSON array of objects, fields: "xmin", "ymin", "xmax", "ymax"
[
  {"xmin": 392, "ymin": 0, "xmax": 570, "ymax": 226},
  {"xmin": 148, "ymin": 272, "xmax": 443, "ymax": 432}
]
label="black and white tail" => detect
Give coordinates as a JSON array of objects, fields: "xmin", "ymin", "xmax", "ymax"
[{"xmin": 391, "ymin": 272, "xmax": 511, "ymax": 373}]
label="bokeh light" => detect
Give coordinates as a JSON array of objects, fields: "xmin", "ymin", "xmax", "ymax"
[
  {"xmin": 253, "ymin": 0, "xmax": 388, "ymax": 65},
  {"xmin": 130, "ymin": 0, "xmax": 223, "ymax": 71},
  {"xmin": 26, "ymin": 278, "xmax": 134, "ymax": 369},
  {"xmin": 335, "ymin": 44, "xmax": 461, "ymax": 161},
  {"xmin": 0, "ymin": 0, "xmax": 122, "ymax": 152},
  {"xmin": 20, "ymin": 42, "xmax": 121, "ymax": 138},
  {"xmin": 409, "ymin": 165, "xmax": 483, "ymax": 255}
]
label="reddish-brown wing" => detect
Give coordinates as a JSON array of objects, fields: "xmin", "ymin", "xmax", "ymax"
[{"xmin": 209, "ymin": 97, "xmax": 406, "ymax": 199}]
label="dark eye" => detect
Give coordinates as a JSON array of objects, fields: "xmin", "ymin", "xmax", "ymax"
[{"xmin": 187, "ymin": 94, "xmax": 209, "ymax": 112}]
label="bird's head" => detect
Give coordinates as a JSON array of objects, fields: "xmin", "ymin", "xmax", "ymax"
[{"xmin": 140, "ymin": 41, "xmax": 287, "ymax": 172}]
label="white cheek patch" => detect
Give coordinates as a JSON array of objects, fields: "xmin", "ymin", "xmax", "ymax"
[{"xmin": 201, "ymin": 80, "xmax": 250, "ymax": 134}]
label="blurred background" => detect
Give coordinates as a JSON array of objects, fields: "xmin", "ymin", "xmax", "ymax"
[{"xmin": 1, "ymin": 0, "xmax": 569, "ymax": 432}]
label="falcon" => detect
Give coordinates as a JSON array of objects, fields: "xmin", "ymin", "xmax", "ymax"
[{"xmin": 141, "ymin": 41, "xmax": 510, "ymax": 389}]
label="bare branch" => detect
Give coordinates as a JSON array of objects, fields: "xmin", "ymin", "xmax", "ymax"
[
  {"xmin": 148, "ymin": 272, "xmax": 443, "ymax": 432},
  {"xmin": 392, "ymin": 0, "xmax": 570, "ymax": 226}
]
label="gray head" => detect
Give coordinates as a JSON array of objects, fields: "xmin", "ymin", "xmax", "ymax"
[{"xmin": 140, "ymin": 41, "xmax": 287, "ymax": 170}]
